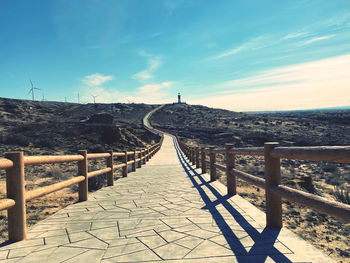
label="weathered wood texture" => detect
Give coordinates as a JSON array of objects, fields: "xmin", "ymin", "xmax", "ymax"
[{"xmin": 180, "ymin": 140, "xmax": 350, "ymax": 228}]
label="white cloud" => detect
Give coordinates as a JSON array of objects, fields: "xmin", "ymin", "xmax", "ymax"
[
  {"xmin": 132, "ymin": 53, "xmax": 162, "ymax": 81},
  {"xmin": 209, "ymin": 36, "xmax": 271, "ymax": 60},
  {"xmin": 81, "ymin": 73, "xmax": 114, "ymax": 86},
  {"xmin": 79, "ymin": 82, "xmax": 174, "ymax": 104},
  {"xmin": 188, "ymin": 54, "xmax": 350, "ymax": 111},
  {"xmin": 283, "ymin": 30, "xmax": 311, "ymax": 40},
  {"xmin": 301, "ymin": 35, "xmax": 335, "ymax": 46}
]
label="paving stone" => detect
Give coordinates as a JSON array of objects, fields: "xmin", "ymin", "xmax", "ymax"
[
  {"xmin": 102, "ymin": 248, "xmax": 161, "ymax": 262},
  {"xmin": 174, "ymin": 236, "xmax": 204, "ymax": 250},
  {"xmin": 88, "ymin": 227, "xmax": 119, "ymax": 240},
  {"xmin": 103, "ymin": 242, "xmax": 147, "ymax": 258},
  {"xmin": 154, "ymin": 243, "xmax": 190, "ymax": 259},
  {"xmin": 0, "ymin": 250, "xmax": 7, "ymax": 260},
  {"xmin": 64, "ymin": 249, "xmax": 105, "ymax": 263},
  {"xmin": 157, "ymin": 230, "xmax": 188, "ymax": 243},
  {"xmin": 0, "ymin": 134, "xmax": 335, "ymax": 262},
  {"xmin": 16, "ymin": 246, "xmax": 58, "ymax": 263},
  {"xmin": 138, "ymin": 235, "xmax": 167, "ymax": 249},
  {"xmin": 64, "ymin": 237, "xmax": 108, "ymax": 250}
]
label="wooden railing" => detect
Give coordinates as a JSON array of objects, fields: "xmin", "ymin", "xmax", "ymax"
[
  {"xmin": 0, "ymin": 135, "xmax": 164, "ymax": 242},
  {"xmin": 177, "ymin": 138, "xmax": 350, "ymax": 227}
]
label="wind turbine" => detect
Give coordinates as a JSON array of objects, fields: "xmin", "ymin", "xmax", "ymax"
[
  {"xmin": 91, "ymin": 94, "xmax": 98, "ymax": 104},
  {"xmin": 28, "ymin": 79, "xmax": 40, "ymax": 101}
]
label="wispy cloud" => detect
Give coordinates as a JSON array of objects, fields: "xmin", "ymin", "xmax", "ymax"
[
  {"xmin": 81, "ymin": 73, "xmax": 114, "ymax": 86},
  {"xmin": 133, "ymin": 52, "xmax": 162, "ymax": 81},
  {"xmin": 283, "ymin": 30, "xmax": 311, "ymax": 40},
  {"xmin": 301, "ymin": 35, "xmax": 335, "ymax": 46},
  {"xmin": 209, "ymin": 36, "xmax": 271, "ymax": 60},
  {"xmin": 188, "ymin": 54, "xmax": 350, "ymax": 111}
]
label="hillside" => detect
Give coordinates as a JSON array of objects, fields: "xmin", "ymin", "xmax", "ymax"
[
  {"xmin": 150, "ymin": 103, "xmax": 350, "ymax": 261},
  {"xmin": 0, "ymin": 97, "xmax": 160, "ymax": 242},
  {"xmin": 151, "ymin": 103, "xmax": 350, "ymax": 147}
]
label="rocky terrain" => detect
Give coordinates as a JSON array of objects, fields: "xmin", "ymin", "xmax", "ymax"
[
  {"xmin": 0, "ymin": 97, "xmax": 160, "ymax": 242},
  {"xmin": 150, "ymin": 103, "xmax": 350, "ymax": 262}
]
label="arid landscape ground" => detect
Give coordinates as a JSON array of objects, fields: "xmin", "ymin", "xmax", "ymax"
[
  {"xmin": 0, "ymin": 97, "xmax": 160, "ymax": 243},
  {"xmin": 150, "ymin": 103, "xmax": 350, "ymax": 262},
  {"xmin": 0, "ymin": 98, "xmax": 349, "ymax": 262}
]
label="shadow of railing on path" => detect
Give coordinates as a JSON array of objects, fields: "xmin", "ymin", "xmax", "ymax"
[{"xmin": 173, "ymin": 137, "xmax": 292, "ymax": 263}]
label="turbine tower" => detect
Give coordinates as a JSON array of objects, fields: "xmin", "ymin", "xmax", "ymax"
[
  {"xmin": 28, "ymin": 79, "xmax": 40, "ymax": 101},
  {"xmin": 91, "ymin": 94, "xmax": 98, "ymax": 104}
]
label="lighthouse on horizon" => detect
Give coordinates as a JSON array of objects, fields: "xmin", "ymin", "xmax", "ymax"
[{"xmin": 178, "ymin": 92, "xmax": 181, "ymax": 104}]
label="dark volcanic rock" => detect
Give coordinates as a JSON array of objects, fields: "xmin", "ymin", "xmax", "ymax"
[{"xmin": 88, "ymin": 113, "xmax": 114, "ymax": 124}]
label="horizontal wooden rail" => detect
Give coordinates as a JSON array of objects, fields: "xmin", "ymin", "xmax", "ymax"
[
  {"xmin": 113, "ymin": 163, "xmax": 126, "ymax": 169},
  {"xmin": 271, "ymin": 184, "xmax": 350, "ymax": 223},
  {"xmin": 212, "ymin": 149, "xmax": 225, "ymax": 154},
  {"xmin": 24, "ymin": 155, "xmax": 84, "ymax": 165},
  {"xmin": 87, "ymin": 153, "xmax": 111, "ymax": 159},
  {"xmin": 178, "ymin": 138, "xmax": 350, "ymax": 228},
  {"xmin": 231, "ymin": 147, "xmax": 264, "ymax": 156},
  {"xmin": 25, "ymin": 176, "xmax": 86, "ymax": 201},
  {"xmin": 88, "ymin": 168, "xmax": 112, "ymax": 178},
  {"xmin": 113, "ymin": 152, "xmax": 125, "ymax": 157},
  {"xmin": 231, "ymin": 168, "xmax": 266, "ymax": 189},
  {"xmin": 0, "ymin": 198, "xmax": 16, "ymax": 211},
  {"xmin": 271, "ymin": 146, "xmax": 350, "ymax": 163},
  {"xmin": 213, "ymin": 163, "xmax": 226, "ymax": 172},
  {"xmin": 0, "ymin": 158, "xmax": 13, "ymax": 169},
  {"xmin": 0, "ymin": 130, "xmax": 164, "ymax": 242}
]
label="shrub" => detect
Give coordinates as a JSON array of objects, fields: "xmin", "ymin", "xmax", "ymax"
[
  {"xmin": 3, "ymin": 134, "xmax": 30, "ymax": 146},
  {"xmin": 47, "ymin": 165, "xmax": 62, "ymax": 179},
  {"xmin": 35, "ymin": 137, "xmax": 56, "ymax": 148},
  {"xmin": 332, "ymin": 186, "xmax": 350, "ymax": 205},
  {"xmin": 321, "ymin": 163, "xmax": 338, "ymax": 173},
  {"xmin": 88, "ymin": 174, "xmax": 105, "ymax": 191}
]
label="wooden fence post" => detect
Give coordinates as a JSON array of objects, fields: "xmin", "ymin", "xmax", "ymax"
[
  {"xmin": 138, "ymin": 151, "xmax": 142, "ymax": 168},
  {"xmin": 132, "ymin": 150, "xmax": 136, "ymax": 171},
  {"xmin": 195, "ymin": 147, "xmax": 200, "ymax": 168},
  {"xmin": 107, "ymin": 150, "xmax": 114, "ymax": 186},
  {"xmin": 226, "ymin": 144, "xmax": 236, "ymax": 195},
  {"xmin": 264, "ymin": 142, "xmax": 282, "ymax": 228},
  {"xmin": 146, "ymin": 148, "xmax": 150, "ymax": 162},
  {"xmin": 123, "ymin": 151, "xmax": 128, "ymax": 177},
  {"xmin": 191, "ymin": 148, "xmax": 195, "ymax": 165},
  {"xmin": 142, "ymin": 149, "xmax": 146, "ymax": 164},
  {"xmin": 209, "ymin": 146, "xmax": 216, "ymax": 181},
  {"xmin": 78, "ymin": 150, "xmax": 88, "ymax": 201},
  {"xmin": 201, "ymin": 147, "xmax": 206, "ymax": 174},
  {"xmin": 5, "ymin": 152, "xmax": 26, "ymax": 241}
]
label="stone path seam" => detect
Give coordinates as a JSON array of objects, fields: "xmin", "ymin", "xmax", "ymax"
[{"xmin": 0, "ymin": 134, "xmax": 335, "ymax": 262}]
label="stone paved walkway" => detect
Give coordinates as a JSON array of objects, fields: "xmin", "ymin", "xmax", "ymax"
[{"xmin": 0, "ymin": 135, "xmax": 334, "ymax": 262}]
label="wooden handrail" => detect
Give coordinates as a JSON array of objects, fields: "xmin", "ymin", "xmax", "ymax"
[
  {"xmin": 0, "ymin": 158, "xmax": 13, "ymax": 169},
  {"xmin": 26, "ymin": 176, "xmax": 85, "ymax": 201},
  {"xmin": 87, "ymin": 153, "xmax": 111, "ymax": 159},
  {"xmin": 0, "ymin": 136, "xmax": 163, "ymax": 242},
  {"xmin": 24, "ymin": 155, "xmax": 84, "ymax": 165},
  {"xmin": 88, "ymin": 168, "xmax": 112, "ymax": 178},
  {"xmin": 0, "ymin": 198, "xmax": 16, "ymax": 211},
  {"xmin": 178, "ymin": 139, "xmax": 350, "ymax": 227},
  {"xmin": 271, "ymin": 146, "xmax": 350, "ymax": 163}
]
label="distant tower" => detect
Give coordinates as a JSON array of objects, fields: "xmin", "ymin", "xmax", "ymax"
[{"xmin": 178, "ymin": 92, "xmax": 181, "ymax": 104}]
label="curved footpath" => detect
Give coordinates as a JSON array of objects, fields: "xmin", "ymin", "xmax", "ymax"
[{"xmin": 0, "ymin": 109, "xmax": 334, "ymax": 262}]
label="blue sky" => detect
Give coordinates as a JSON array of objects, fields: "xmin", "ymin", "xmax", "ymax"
[{"xmin": 1, "ymin": 0, "xmax": 350, "ymax": 111}]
